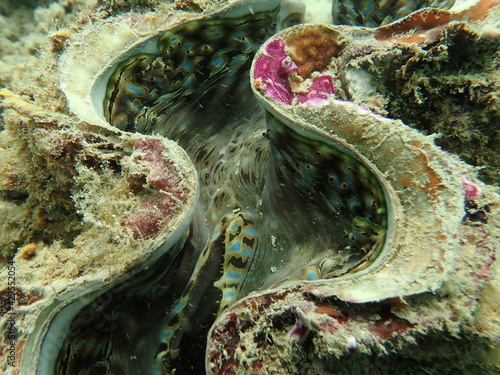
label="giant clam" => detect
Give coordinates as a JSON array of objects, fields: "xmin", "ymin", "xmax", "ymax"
[{"xmin": 0, "ymin": 0, "xmax": 499, "ymax": 374}]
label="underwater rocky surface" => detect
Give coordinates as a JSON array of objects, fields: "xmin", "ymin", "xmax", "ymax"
[{"xmin": 0, "ymin": 0, "xmax": 499, "ymax": 374}]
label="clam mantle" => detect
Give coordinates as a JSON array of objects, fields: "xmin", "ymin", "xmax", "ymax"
[{"xmin": 0, "ymin": 0, "xmax": 499, "ymax": 374}]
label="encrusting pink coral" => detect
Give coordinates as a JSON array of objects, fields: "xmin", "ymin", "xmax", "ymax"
[
  {"xmin": 462, "ymin": 176, "xmax": 482, "ymax": 201},
  {"xmin": 253, "ymin": 37, "xmax": 334, "ymax": 107}
]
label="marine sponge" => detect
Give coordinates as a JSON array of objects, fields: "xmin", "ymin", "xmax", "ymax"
[{"xmin": 284, "ymin": 26, "xmax": 343, "ymax": 78}]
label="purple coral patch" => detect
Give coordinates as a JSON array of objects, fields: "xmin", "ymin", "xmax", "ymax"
[
  {"xmin": 254, "ymin": 38, "xmax": 295, "ymax": 105},
  {"xmin": 296, "ymin": 75, "xmax": 334, "ymax": 106},
  {"xmin": 253, "ymin": 37, "xmax": 334, "ymax": 106},
  {"xmin": 462, "ymin": 176, "xmax": 482, "ymax": 201}
]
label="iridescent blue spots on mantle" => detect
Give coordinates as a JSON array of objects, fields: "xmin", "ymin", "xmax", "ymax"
[{"xmin": 54, "ymin": 2, "xmax": 396, "ymax": 374}]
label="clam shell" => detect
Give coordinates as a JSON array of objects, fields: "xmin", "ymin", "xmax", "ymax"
[
  {"xmin": 0, "ymin": 0, "xmax": 498, "ymax": 373},
  {"xmin": 250, "ymin": 22, "xmax": 471, "ymax": 302},
  {"xmin": 0, "ymin": 90, "xmax": 198, "ymax": 374},
  {"xmin": 205, "ymin": 11, "xmax": 500, "ymax": 373},
  {"xmin": 59, "ymin": 0, "xmax": 281, "ymax": 129},
  {"xmin": 2, "ymin": 1, "xmax": 283, "ymax": 373}
]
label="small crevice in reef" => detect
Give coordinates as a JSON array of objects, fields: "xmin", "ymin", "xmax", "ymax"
[
  {"xmin": 94, "ymin": 0, "xmax": 166, "ymax": 14},
  {"xmin": 387, "ymin": 22, "xmax": 500, "ymax": 185},
  {"xmin": 318, "ymin": 334, "xmax": 494, "ymax": 375}
]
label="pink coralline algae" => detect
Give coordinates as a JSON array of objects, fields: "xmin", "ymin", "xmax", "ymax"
[
  {"xmin": 124, "ymin": 138, "xmax": 187, "ymax": 239},
  {"xmin": 462, "ymin": 176, "xmax": 482, "ymax": 201},
  {"xmin": 253, "ymin": 38, "xmax": 334, "ymax": 106}
]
